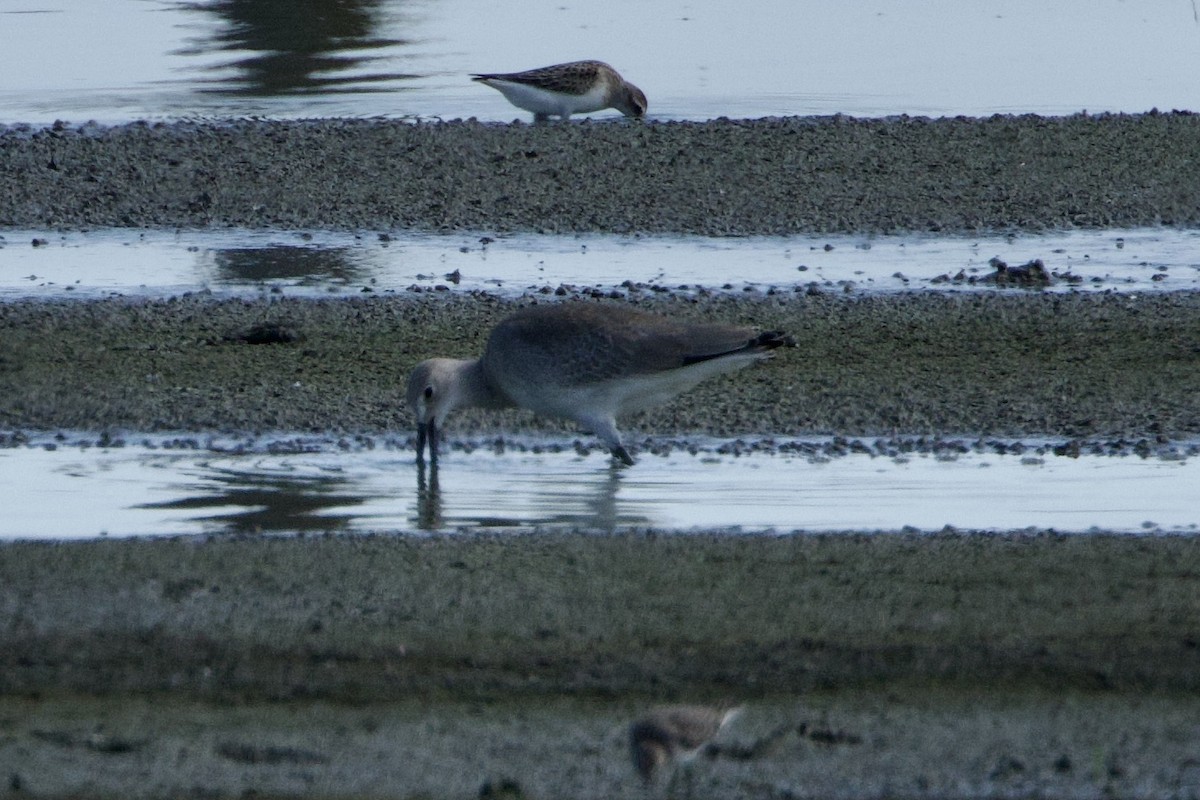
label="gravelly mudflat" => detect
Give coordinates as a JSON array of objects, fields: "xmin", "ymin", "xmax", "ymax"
[
  {"xmin": 2, "ymin": 290, "xmax": 1199, "ymax": 444},
  {"xmin": 3, "ymin": 113, "xmax": 1200, "ymax": 235}
]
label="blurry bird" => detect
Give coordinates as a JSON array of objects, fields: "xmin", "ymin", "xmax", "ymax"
[{"xmin": 629, "ymin": 705, "xmax": 742, "ymax": 795}]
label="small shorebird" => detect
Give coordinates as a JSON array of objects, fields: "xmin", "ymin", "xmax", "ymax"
[
  {"xmin": 629, "ymin": 705, "xmax": 742, "ymax": 793},
  {"xmin": 405, "ymin": 303, "xmax": 792, "ymax": 466},
  {"xmin": 470, "ymin": 60, "xmax": 647, "ymax": 122}
]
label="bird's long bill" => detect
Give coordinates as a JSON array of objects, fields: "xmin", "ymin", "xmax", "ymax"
[{"xmin": 416, "ymin": 420, "xmax": 438, "ymax": 464}]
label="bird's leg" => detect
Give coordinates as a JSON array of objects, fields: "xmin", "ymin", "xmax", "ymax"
[
  {"xmin": 580, "ymin": 414, "xmax": 635, "ymax": 466},
  {"xmin": 416, "ymin": 420, "xmax": 439, "ymax": 465}
]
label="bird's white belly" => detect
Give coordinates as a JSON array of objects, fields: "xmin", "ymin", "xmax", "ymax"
[
  {"xmin": 503, "ymin": 353, "xmax": 764, "ymax": 423},
  {"xmin": 489, "ymin": 80, "xmax": 608, "ymax": 117}
]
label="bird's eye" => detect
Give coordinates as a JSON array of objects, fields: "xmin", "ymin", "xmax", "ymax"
[{"xmin": 423, "ymin": 386, "xmax": 434, "ymax": 400}]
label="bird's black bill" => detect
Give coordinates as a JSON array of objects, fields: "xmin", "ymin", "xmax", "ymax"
[
  {"xmin": 753, "ymin": 330, "xmax": 797, "ymax": 350},
  {"xmin": 416, "ymin": 420, "xmax": 438, "ymax": 465},
  {"xmin": 680, "ymin": 330, "xmax": 796, "ymax": 367}
]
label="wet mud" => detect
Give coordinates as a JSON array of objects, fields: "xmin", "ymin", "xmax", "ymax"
[{"xmin": 2, "ymin": 532, "xmax": 1200, "ymax": 798}]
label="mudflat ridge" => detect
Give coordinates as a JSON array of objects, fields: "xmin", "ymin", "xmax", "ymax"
[
  {"xmin": 1, "ymin": 291, "xmax": 1198, "ymax": 444},
  {"xmin": 3, "ymin": 112, "xmax": 1200, "ymax": 234}
]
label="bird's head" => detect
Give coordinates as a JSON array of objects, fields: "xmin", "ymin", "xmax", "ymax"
[
  {"xmin": 617, "ymin": 83, "xmax": 648, "ymax": 118},
  {"xmin": 406, "ymin": 358, "xmax": 471, "ymax": 463}
]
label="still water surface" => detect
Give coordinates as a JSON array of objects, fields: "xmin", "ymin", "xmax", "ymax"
[
  {"xmin": 1, "ymin": 436, "xmax": 1196, "ymax": 539},
  {"xmin": 1, "ymin": 0, "xmax": 1198, "ymax": 123},
  {"xmin": 3, "ymin": 227, "xmax": 1199, "ymax": 299}
]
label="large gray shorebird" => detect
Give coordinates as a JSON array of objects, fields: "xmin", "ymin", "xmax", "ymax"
[
  {"xmin": 405, "ymin": 303, "xmax": 792, "ymax": 466},
  {"xmin": 471, "ymin": 60, "xmax": 647, "ymax": 122}
]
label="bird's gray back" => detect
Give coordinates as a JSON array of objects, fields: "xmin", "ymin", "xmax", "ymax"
[{"xmin": 481, "ymin": 303, "xmax": 756, "ymax": 392}]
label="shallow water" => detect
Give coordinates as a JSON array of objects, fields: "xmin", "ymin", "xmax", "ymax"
[
  {"xmin": 3, "ymin": 227, "xmax": 1198, "ymax": 299},
  {"xmin": 1, "ymin": 0, "xmax": 1198, "ymax": 124},
  {"xmin": 1, "ymin": 435, "xmax": 1196, "ymax": 539}
]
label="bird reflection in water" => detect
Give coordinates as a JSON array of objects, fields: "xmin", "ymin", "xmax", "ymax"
[
  {"xmin": 210, "ymin": 246, "xmax": 369, "ymax": 286},
  {"xmin": 410, "ymin": 449, "xmax": 648, "ymax": 532},
  {"xmin": 414, "ymin": 457, "xmax": 442, "ymax": 530},
  {"xmin": 135, "ymin": 465, "xmax": 365, "ymax": 535},
  {"xmin": 173, "ymin": 0, "xmax": 417, "ymax": 97}
]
